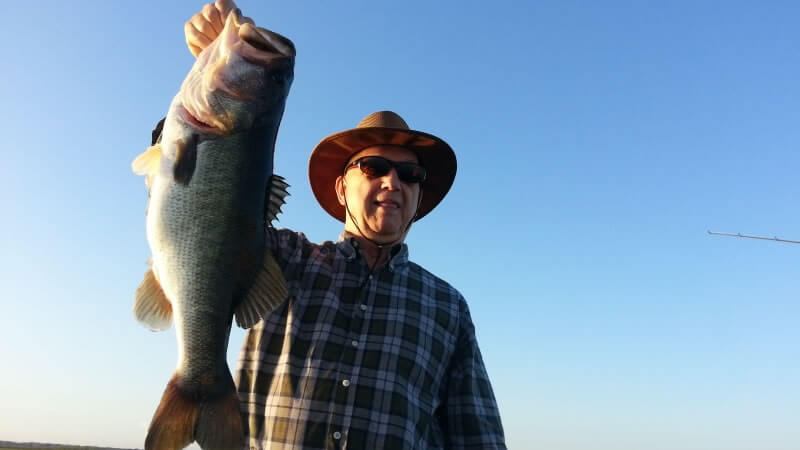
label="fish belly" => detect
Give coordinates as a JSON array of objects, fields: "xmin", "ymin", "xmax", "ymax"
[{"xmin": 148, "ymin": 137, "xmax": 269, "ymax": 381}]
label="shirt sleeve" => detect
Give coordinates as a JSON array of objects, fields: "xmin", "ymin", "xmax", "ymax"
[
  {"xmin": 439, "ymin": 298, "xmax": 507, "ymax": 449},
  {"xmin": 266, "ymin": 227, "xmax": 312, "ymax": 276}
]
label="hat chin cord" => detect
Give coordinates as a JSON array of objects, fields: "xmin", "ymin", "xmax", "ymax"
[{"xmin": 343, "ymin": 185, "xmax": 423, "ymax": 271}]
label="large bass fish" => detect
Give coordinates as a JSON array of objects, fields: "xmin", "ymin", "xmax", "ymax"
[{"xmin": 131, "ymin": 8, "xmax": 294, "ymax": 450}]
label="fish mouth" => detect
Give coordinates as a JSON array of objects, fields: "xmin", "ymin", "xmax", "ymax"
[
  {"xmin": 236, "ymin": 19, "xmax": 295, "ymax": 67},
  {"xmin": 176, "ymin": 13, "xmax": 295, "ymax": 134}
]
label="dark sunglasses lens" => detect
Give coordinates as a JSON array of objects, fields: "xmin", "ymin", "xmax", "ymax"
[
  {"xmin": 359, "ymin": 157, "xmax": 392, "ymax": 177},
  {"xmin": 357, "ymin": 156, "xmax": 425, "ymax": 183},
  {"xmin": 398, "ymin": 164, "xmax": 426, "ymax": 183}
]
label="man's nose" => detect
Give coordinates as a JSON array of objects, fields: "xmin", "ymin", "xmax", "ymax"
[{"xmin": 379, "ymin": 168, "xmax": 402, "ymax": 190}]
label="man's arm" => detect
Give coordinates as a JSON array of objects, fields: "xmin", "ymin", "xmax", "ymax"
[{"xmin": 439, "ymin": 300, "xmax": 507, "ymax": 449}]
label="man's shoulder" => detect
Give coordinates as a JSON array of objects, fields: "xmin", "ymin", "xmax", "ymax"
[
  {"xmin": 404, "ymin": 259, "xmax": 465, "ymax": 302},
  {"xmin": 269, "ymin": 227, "xmax": 337, "ymax": 250},
  {"xmin": 269, "ymin": 226, "xmax": 306, "ymax": 242}
]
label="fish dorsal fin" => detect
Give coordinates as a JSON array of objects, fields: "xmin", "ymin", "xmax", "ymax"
[
  {"xmin": 151, "ymin": 117, "xmax": 166, "ymax": 146},
  {"xmin": 234, "ymin": 175, "xmax": 291, "ymax": 328},
  {"xmin": 234, "ymin": 252, "xmax": 288, "ymax": 328},
  {"xmin": 134, "ymin": 268, "xmax": 173, "ymax": 331},
  {"xmin": 265, "ymin": 174, "xmax": 290, "ymax": 224}
]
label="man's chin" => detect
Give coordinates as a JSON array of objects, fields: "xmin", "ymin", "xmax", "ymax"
[
  {"xmin": 348, "ymin": 216, "xmax": 408, "ymax": 243},
  {"xmin": 368, "ymin": 225, "xmax": 406, "ymax": 244},
  {"xmin": 374, "ymin": 232, "xmax": 404, "ymax": 244}
]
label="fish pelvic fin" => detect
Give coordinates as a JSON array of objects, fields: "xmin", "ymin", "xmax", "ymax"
[
  {"xmin": 265, "ymin": 174, "xmax": 290, "ymax": 224},
  {"xmin": 234, "ymin": 251, "xmax": 288, "ymax": 328},
  {"xmin": 132, "ymin": 144, "xmax": 162, "ymax": 176},
  {"xmin": 145, "ymin": 373, "xmax": 244, "ymax": 450},
  {"xmin": 132, "ymin": 144, "xmax": 162, "ymax": 190},
  {"xmin": 133, "ymin": 268, "xmax": 172, "ymax": 331}
]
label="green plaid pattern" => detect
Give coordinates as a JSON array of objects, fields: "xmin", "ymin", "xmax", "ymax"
[{"xmin": 235, "ymin": 228, "xmax": 506, "ymax": 449}]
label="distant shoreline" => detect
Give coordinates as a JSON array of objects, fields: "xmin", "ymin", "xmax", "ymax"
[{"xmin": 0, "ymin": 441, "xmax": 139, "ymax": 450}]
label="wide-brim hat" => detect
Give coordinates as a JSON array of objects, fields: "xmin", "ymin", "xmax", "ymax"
[{"xmin": 309, "ymin": 111, "xmax": 457, "ymax": 222}]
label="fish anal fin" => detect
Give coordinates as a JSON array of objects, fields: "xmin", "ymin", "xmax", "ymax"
[
  {"xmin": 235, "ymin": 251, "xmax": 288, "ymax": 328},
  {"xmin": 132, "ymin": 145, "xmax": 162, "ymax": 176},
  {"xmin": 173, "ymin": 135, "xmax": 198, "ymax": 185},
  {"xmin": 264, "ymin": 174, "xmax": 290, "ymax": 224},
  {"xmin": 134, "ymin": 268, "xmax": 173, "ymax": 331}
]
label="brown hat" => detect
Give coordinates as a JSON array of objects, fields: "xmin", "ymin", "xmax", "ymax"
[{"xmin": 308, "ymin": 111, "xmax": 457, "ymax": 222}]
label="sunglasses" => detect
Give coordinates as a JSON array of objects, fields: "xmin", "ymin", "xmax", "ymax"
[{"xmin": 345, "ymin": 156, "xmax": 427, "ymax": 184}]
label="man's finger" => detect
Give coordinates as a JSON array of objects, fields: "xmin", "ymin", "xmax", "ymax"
[
  {"xmin": 189, "ymin": 44, "xmax": 202, "ymax": 57},
  {"xmin": 214, "ymin": 0, "xmax": 237, "ymax": 18},
  {"xmin": 190, "ymin": 15, "xmax": 219, "ymax": 41},
  {"xmin": 240, "ymin": 14, "xmax": 255, "ymax": 26},
  {"xmin": 185, "ymin": 21, "xmax": 213, "ymax": 51},
  {"xmin": 188, "ymin": 43, "xmax": 203, "ymax": 58},
  {"xmin": 201, "ymin": 3, "xmax": 223, "ymax": 36}
]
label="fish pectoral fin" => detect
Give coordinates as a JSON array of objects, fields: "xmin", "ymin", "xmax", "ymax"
[
  {"xmin": 234, "ymin": 251, "xmax": 288, "ymax": 328},
  {"xmin": 173, "ymin": 135, "xmax": 198, "ymax": 185},
  {"xmin": 265, "ymin": 174, "xmax": 290, "ymax": 224},
  {"xmin": 134, "ymin": 268, "xmax": 173, "ymax": 331},
  {"xmin": 132, "ymin": 144, "xmax": 162, "ymax": 176}
]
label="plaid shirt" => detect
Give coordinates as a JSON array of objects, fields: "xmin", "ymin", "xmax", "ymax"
[{"xmin": 235, "ymin": 228, "xmax": 506, "ymax": 449}]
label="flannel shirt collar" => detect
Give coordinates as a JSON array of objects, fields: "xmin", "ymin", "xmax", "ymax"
[{"xmin": 336, "ymin": 231, "xmax": 409, "ymax": 271}]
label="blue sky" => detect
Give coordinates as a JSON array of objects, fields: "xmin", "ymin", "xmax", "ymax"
[{"xmin": 1, "ymin": 1, "xmax": 799, "ymax": 449}]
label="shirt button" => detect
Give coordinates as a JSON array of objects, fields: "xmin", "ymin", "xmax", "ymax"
[
  {"xmin": 351, "ymin": 340, "xmax": 359, "ymax": 348},
  {"xmin": 368, "ymin": 275, "xmax": 373, "ymax": 280},
  {"xmin": 333, "ymin": 431, "xmax": 342, "ymax": 440},
  {"xmin": 342, "ymin": 379, "xmax": 350, "ymax": 387},
  {"xmin": 360, "ymin": 304, "xmax": 367, "ymax": 311}
]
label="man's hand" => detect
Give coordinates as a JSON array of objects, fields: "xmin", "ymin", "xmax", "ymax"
[{"xmin": 184, "ymin": 0, "xmax": 254, "ymax": 57}]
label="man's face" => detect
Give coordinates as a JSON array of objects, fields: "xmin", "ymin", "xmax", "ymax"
[{"xmin": 335, "ymin": 145, "xmax": 422, "ymax": 244}]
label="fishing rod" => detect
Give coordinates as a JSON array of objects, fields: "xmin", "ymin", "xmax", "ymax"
[{"xmin": 707, "ymin": 231, "xmax": 800, "ymax": 245}]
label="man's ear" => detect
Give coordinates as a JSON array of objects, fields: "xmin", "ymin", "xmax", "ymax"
[{"xmin": 335, "ymin": 175, "xmax": 346, "ymax": 206}]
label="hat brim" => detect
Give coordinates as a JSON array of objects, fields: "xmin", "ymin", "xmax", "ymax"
[{"xmin": 309, "ymin": 126, "xmax": 456, "ymax": 222}]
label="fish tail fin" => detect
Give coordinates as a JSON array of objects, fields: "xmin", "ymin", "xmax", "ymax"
[
  {"xmin": 144, "ymin": 374, "xmax": 198, "ymax": 450},
  {"xmin": 195, "ymin": 371, "xmax": 245, "ymax": 450},
  {"xmin": 145, "ymin": 372, "xmax": 244, "ymax": 450}
]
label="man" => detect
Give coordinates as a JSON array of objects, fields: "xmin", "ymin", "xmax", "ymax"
[{"xmin": 184, "ymin": 2, "xmax": 506, "ymax": 448}]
